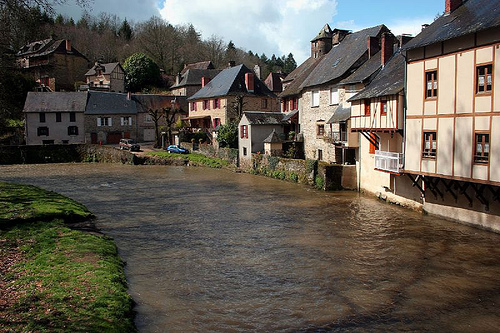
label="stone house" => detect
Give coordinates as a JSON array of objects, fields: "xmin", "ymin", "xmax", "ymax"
[
  {"xmin": 170, "ymin": 61, "xmax": 220, "ymax": 97},
  {"xmin": 84, "ymin": 62, "xmax": 125, "ymax": 92},
  {"xmin": 17, "ymin": 38, "xmax": 89, "ymax": 92},
  {"xmin": 402, "ymin": 0, "xmax": 500, "ymax": 230},
  {"xmin": 84, "ymin": 91, "xmax": 138, "ymax": 144},
  {"xmin": 298, "ymin": 24, "xmax": 391, "ymax": 163},
  {"xmin": 238, "ymin": 112, "xmax": 286, "ymax": 168},
  {"xmin": 23, "ymin": 92, "xmax": 87, "ymax": 145},
  {"xmin": 186, "ymin": 64, "xmax": 279, "ymax": 143}
]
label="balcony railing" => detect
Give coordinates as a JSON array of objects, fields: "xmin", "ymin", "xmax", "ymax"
[{"xmin": 374, "ymin": 150, "xmax": 404, "ymax": 173}]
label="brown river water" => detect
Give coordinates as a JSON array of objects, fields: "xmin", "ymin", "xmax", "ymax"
[{"xmin": 1, "ymin": 163, "xmax": 500, "ymax": 332}]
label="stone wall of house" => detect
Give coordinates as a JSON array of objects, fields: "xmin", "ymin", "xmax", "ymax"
[
  {"xmin": 53, "ymin": 53, "xmax": 89, "ymax": 91},
  {"xmin": 240, "ymin": 153, "xmax": 357, "ymax": 191},
  {"xmin": 84, "ymin": 114, "xmax": 138, "ymax": 143}
]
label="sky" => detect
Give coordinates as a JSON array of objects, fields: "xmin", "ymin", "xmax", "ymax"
[{"xmin": 55, "ymin": 0, "xmax": 445, "ymax": 64}]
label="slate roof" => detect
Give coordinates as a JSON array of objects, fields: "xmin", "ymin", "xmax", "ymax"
[
  {"xmin": 85, "ymin": 62, "xmax": 122, "ymax": 76},
  {"xmin": 340, "ymin": 51, "xmax": 382, "ymax": 85},
  {"xmin": 348, "ymin": 53, "xmax": 405, "ymax": 101},
  {"xmin": 327, "ymin": 104, "xmax": 351, "ymax": 124},
  {"xmin": 133, "ymin": 94, "xmax": 188, "ymax": 113},
  {"xmin": 188, "ymin": 64, "xmax": 277, "ymax": 100},
  {"xmin": 243, "ymin": 112, "xmax": 285, "ymax": 125},
  {"xmin": 263, "ymin": 129, "xmax": 282, "ymax": 143},
  {"xmin": 17, "ymin": 38, "xmax": 87, "ymax": 60},
  {"xmin": 404, "ymin": 0, "xmax": 500, "ymax": 51},
  {"xmin": 279, "ymin": 56, "xmax": 323, "ymax": 98},
  {"xmin": 282, "ymin": 109, "xmax": 299, "ymax": 122},
  {"xmin": 85, "ymin": 91, "xmax": 137, "ymax": 115},
  {"xmin": 302, "ymin": 25, "xmax": 388, "ymax": 88},
  {"xmin": 180, "ymin": 61, "xmax": 214, "ymax": 75},
  {"xmin": 170, "ymin": 69, "xmax": 221, "ymax": 88},
  {"xmin": 23, "ymin": 92, "xmax": 88, "ymax": 113},
  {"xmin": 311, "ymin": 24, "xmax": 333, "ymax": 42}
]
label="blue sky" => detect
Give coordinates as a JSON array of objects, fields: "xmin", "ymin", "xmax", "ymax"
[{"xmin": 56, "ymin": 0, "xmax": 446, "ymax": 64}]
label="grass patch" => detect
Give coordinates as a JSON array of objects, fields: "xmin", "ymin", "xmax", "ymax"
[
  {"xmin": 149, "ymin": 151, "xmax": 229, "ymax": 168},
  {"xmin": 0, "ymin": 182, "xmax": 136, "ymax": 332},
  {"xmin": 0, "ymin": 182, "xmax": 93, "ymax": 226}
]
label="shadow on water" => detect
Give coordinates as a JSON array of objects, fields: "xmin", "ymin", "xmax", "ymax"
[{"xmin": 2, "ymin": 163, "xmax": 500, "ymax": 333}]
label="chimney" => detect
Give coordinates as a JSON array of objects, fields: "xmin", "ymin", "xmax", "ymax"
[
  {"xmin": 445, "ymin": 0, "xmax": 463, "ymax": 14},
  {"xmin": 381, "ymin": 33, "xmax": 395, "ymax": 66},
  {"xmin": 65, "ymin": 40, "xmax": 72, "ymax": 52},
  {"xmin": 176, "ymin": 73, "xmax": 182, "ymax": 85},
  {"xmin": 245, "ymin": 72, "xmax": 254, "ymax": 93},
  {"xmin": 127, "ymin": 92, "xmax": 131, "ymax": 100},
  {"xmin": 367, "ymin": 36, "xmax": 379, "ymax": 59},
  {"xmin": 421, "ymin": 24, "xmax": 430, "ymax": 31},
  {"xmin": 397, "ymin": 34, "xmax": 414, "ymax": 47},
  {"xmin": 201, "ymin": 76, "xmax": 210, "ymax": 87},
  {"xmin": 332, "ymin": 29, "xmax": 350, "ymax": 45},
  {"xmin": 228, "ymin": 60, "xmax": 235, "ymax": 68}
]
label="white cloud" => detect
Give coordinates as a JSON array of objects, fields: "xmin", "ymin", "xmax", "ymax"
[
  {"xmin": 160, "ymin": 0, "xmax": 338, "ymax": 64},
  {"xmin": 388, "ymin": 17, "xmax": 435, "ymax": 37}
]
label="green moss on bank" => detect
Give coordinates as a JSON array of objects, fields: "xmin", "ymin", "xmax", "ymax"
[
  {"xmin": 0, "ymin": 182, "xmax": 136, "ymax": 332},
  {"xmin": 148, "ymin": 151, "xmax": 230, "ymax": 168}
]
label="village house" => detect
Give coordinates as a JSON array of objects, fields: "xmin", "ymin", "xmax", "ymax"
[
  {"xmin": 84, "ymin": 91, "xmax": 138, "ymax": 144},
  {"xmin": 17, "ymin": 38, "xmax": 89, "ymax": 92},
  {"xmin": 186, "ymin": 64, "xmax": 279, "ymax": 144},
  {"xmin": 84, "ymin": 62, "xmax": 125, "ymax": 93},
  {"xmin": 170, "ymin": 61, "xmax": 220, "ymax": 97},
  {"xmin": 402, "ymin": 0, "xmax": 500, "ymax": 230},
  {"xmin": 23, "ymin": 91, "xmax": 87, "ymax": 145},
  {"xmin": 238, "ymin": 112, "xmax": 286, "ymax": 167}
]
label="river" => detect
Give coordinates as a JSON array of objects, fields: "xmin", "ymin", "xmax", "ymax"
[{"xmin": 1, "ymin": 163, "xmax": 500, "ymax": 332}]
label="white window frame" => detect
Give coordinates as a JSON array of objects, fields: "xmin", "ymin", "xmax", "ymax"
[
  {"xmin": 97, "ymin": 117, "xmax": 112, "ymax": 127},
  {"xmin": 311, "ymin": 90, "xmax": 320, "ymax": 107},
  {"xmin": 121, "ymin": 116, "xmax": 132, "ymax": 126}
]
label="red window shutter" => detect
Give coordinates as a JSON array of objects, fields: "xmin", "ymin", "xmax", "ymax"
[
  {"xmin": 245, "ymin": 126, "xmax": 248, "ymax": 138},
  {"xmin": 240, "ymin": 125, "xmax": 244, "ymax": 138}
]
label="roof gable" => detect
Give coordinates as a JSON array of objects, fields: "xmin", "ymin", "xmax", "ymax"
[
  {"xmin": 302, "ymin": 25, "xmax": 388, "ymax": 88},
  {"xmin": 85, "ymin": 62, "xmax": 122, "ymax": 76}
]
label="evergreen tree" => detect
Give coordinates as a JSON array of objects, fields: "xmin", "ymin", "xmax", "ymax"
[{"xmin": 118, "ymin": 18, "xmax": 133, "ymax": 41}]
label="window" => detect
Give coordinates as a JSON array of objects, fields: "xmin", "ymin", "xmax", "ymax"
[
  {"xmin": 339, "ymin": 122, "xmax": 347, "ymax": 141},
  {"xmin": 330, "ymin": 88, "xmax": 339, "ymax": 105},
  {"xmin": 69, "ymin": 112, "xmax": 76, "ymax": 122},
  {"xmin": 261, "ymin": 98, "xmax": 268, "ymax": 109},
  {"xmin": 145, "ymin": 114, "xmax": 152, "ymax": 122},
  {"xmin": 243, "ymin": 147, "xmax": 247, "ymax": 156},
  {"xmin": 212, "ymin": 118, "xmax": 221, "ymax": 128},
  {"xmin": 121, "ymin": 117, "xmax": 132, "ymax": 126},
  {"xmin": 282, "ymin": 100, "xmax": 288, "ymax": 112},
  {"xmin": 67, "ymin": 126, "xmax": 78, "ymax": 136},
  {"xmin": 37, "ymin": 126, "xmax": 49, "ymax": 136},
  {"xmin": 191, "ymin": 102, "xmax": 197, "ymax": 111},
  {"xmin": 240, "ymin": 125, "xmax": 248, "ymax": 139},
  {"xmin": 364, "ymin": 99, "xmax": 371, "ymax": 116},
  {"xmin": 317, "ymin": 149, "xmax": 323, "ymax": 161},
  {"xmin": 422, "ymin": 131, "xmax": 437, "ymax": 159},
  {"xmin": 476, "ymin": 64, "xmax": 492, "ymax": 94},
  {"xmin": 203, "ymin": 100, "xmax": 210, "ymax": 110},
  {"xmin": 56, "ymin": 112, "xmax": 62, "ymax": 122},
  {"xmin": 317, "ymin": 124, "xmax": 325, "ymax": 136},
  {"xmin": 292, "ymin": 98, "xmax": 298, "ymax": 110},
  {"xmin": 97, "ymin": 117, "xmax": 112, "ymax": 126},
  {"xmin": 213, "ymin": 99, "xmax": 220, "ymax": 109},
  {"xmin": 39, "ymin": 113, "xmax": 46, "ymax": 123},
  {"xmin": 474, "ymin": 132, "xmax": 489, "ymax": 163},
  {"xmin": 426, "ymin": 70, "xmax": 438, "ymax": 98},
  {"xmin": 311, "ymin": 90, "xmax": 320, "ymax": 107},
  {"xmin": 380, "ymin": 100, "xmax": 387, "ymax": 116}
]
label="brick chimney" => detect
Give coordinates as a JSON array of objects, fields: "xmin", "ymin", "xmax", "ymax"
[
  {"xmin": 445, "ymin": 0, "xmax": 463, "ymax": 14},
  {"xmin": 245, "ymin": 72, "xmax": 254, "ymax": 93},
  {"xmin": 228, "ymin": 60, "xmax": 235, "ymax": 68},
  {"xmin": 367, "ymin": 36, "xmax": 380, "ymax": 59},
  {"xmin": 381, "ymin": 33, "xmax": 396, "ymax": 66},
  {"xmin": 201, "ymin": 76, "xmax": 210, "ymax": 87},
  {"xmin": 65, "ymin": 40, "xmax": 72, "ymax": 52}
]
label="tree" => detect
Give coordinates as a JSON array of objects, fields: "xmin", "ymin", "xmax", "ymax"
[
  {"xmin": 147, "ymin": 108, "xmax": 163, "ymax": 147},
  {"xmin": 123, "ymin": 52, "xmax": 160, "ymax": 92},
  {"xmin": 229, "ymin": 95, "xmax": 246, "ymax": 121},
  {"xmin": 283, "ymin": 53, "xmax": 297, "ymax": 74},
  {"xmin": 162, "ymin": 104, "xmax": 180, "ymax": 146},
  {"xmin": 217, "ymin": 121, "xmax": 238, "ymax": 148},
  {"xmin": 118, "ymin": 18, "xmax": 133, "ymax": 41}
]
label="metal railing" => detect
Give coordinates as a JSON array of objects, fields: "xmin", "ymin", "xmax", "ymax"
[{"xmin": 374, "ymin": 150, "xmax": 404, "ymax": 173}]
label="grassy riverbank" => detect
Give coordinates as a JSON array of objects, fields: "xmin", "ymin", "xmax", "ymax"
[
  {"xmin": 0, "ymin": 182, "xmax": 136, "ymax": 332},
  {"xmin": 148, "ymin": 151, "xmax": 231, "ymax": 168}
]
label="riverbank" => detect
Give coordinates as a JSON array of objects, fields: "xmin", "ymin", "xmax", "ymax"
[{"xmin": 0, "ymin": 182, "xmax": 136, "ymax": 332}]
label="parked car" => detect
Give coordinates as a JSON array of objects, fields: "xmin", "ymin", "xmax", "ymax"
[
  {"xmin": 166, "ymin": 145, "xmax": 189, "ymax": 154},
  {"xmin": 119, "ymin": 139, "xmax": 140, "ymax": 152}
]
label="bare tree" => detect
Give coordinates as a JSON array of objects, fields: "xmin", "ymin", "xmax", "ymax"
[{"xmin": 148, "ymin": 108, "xmax": 163, "ymax": 148}]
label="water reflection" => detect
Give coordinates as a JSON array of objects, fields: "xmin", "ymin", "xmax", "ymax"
[{"xmin": 2, "ymin": 164, "xmax": 500, "ymax": 332}]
